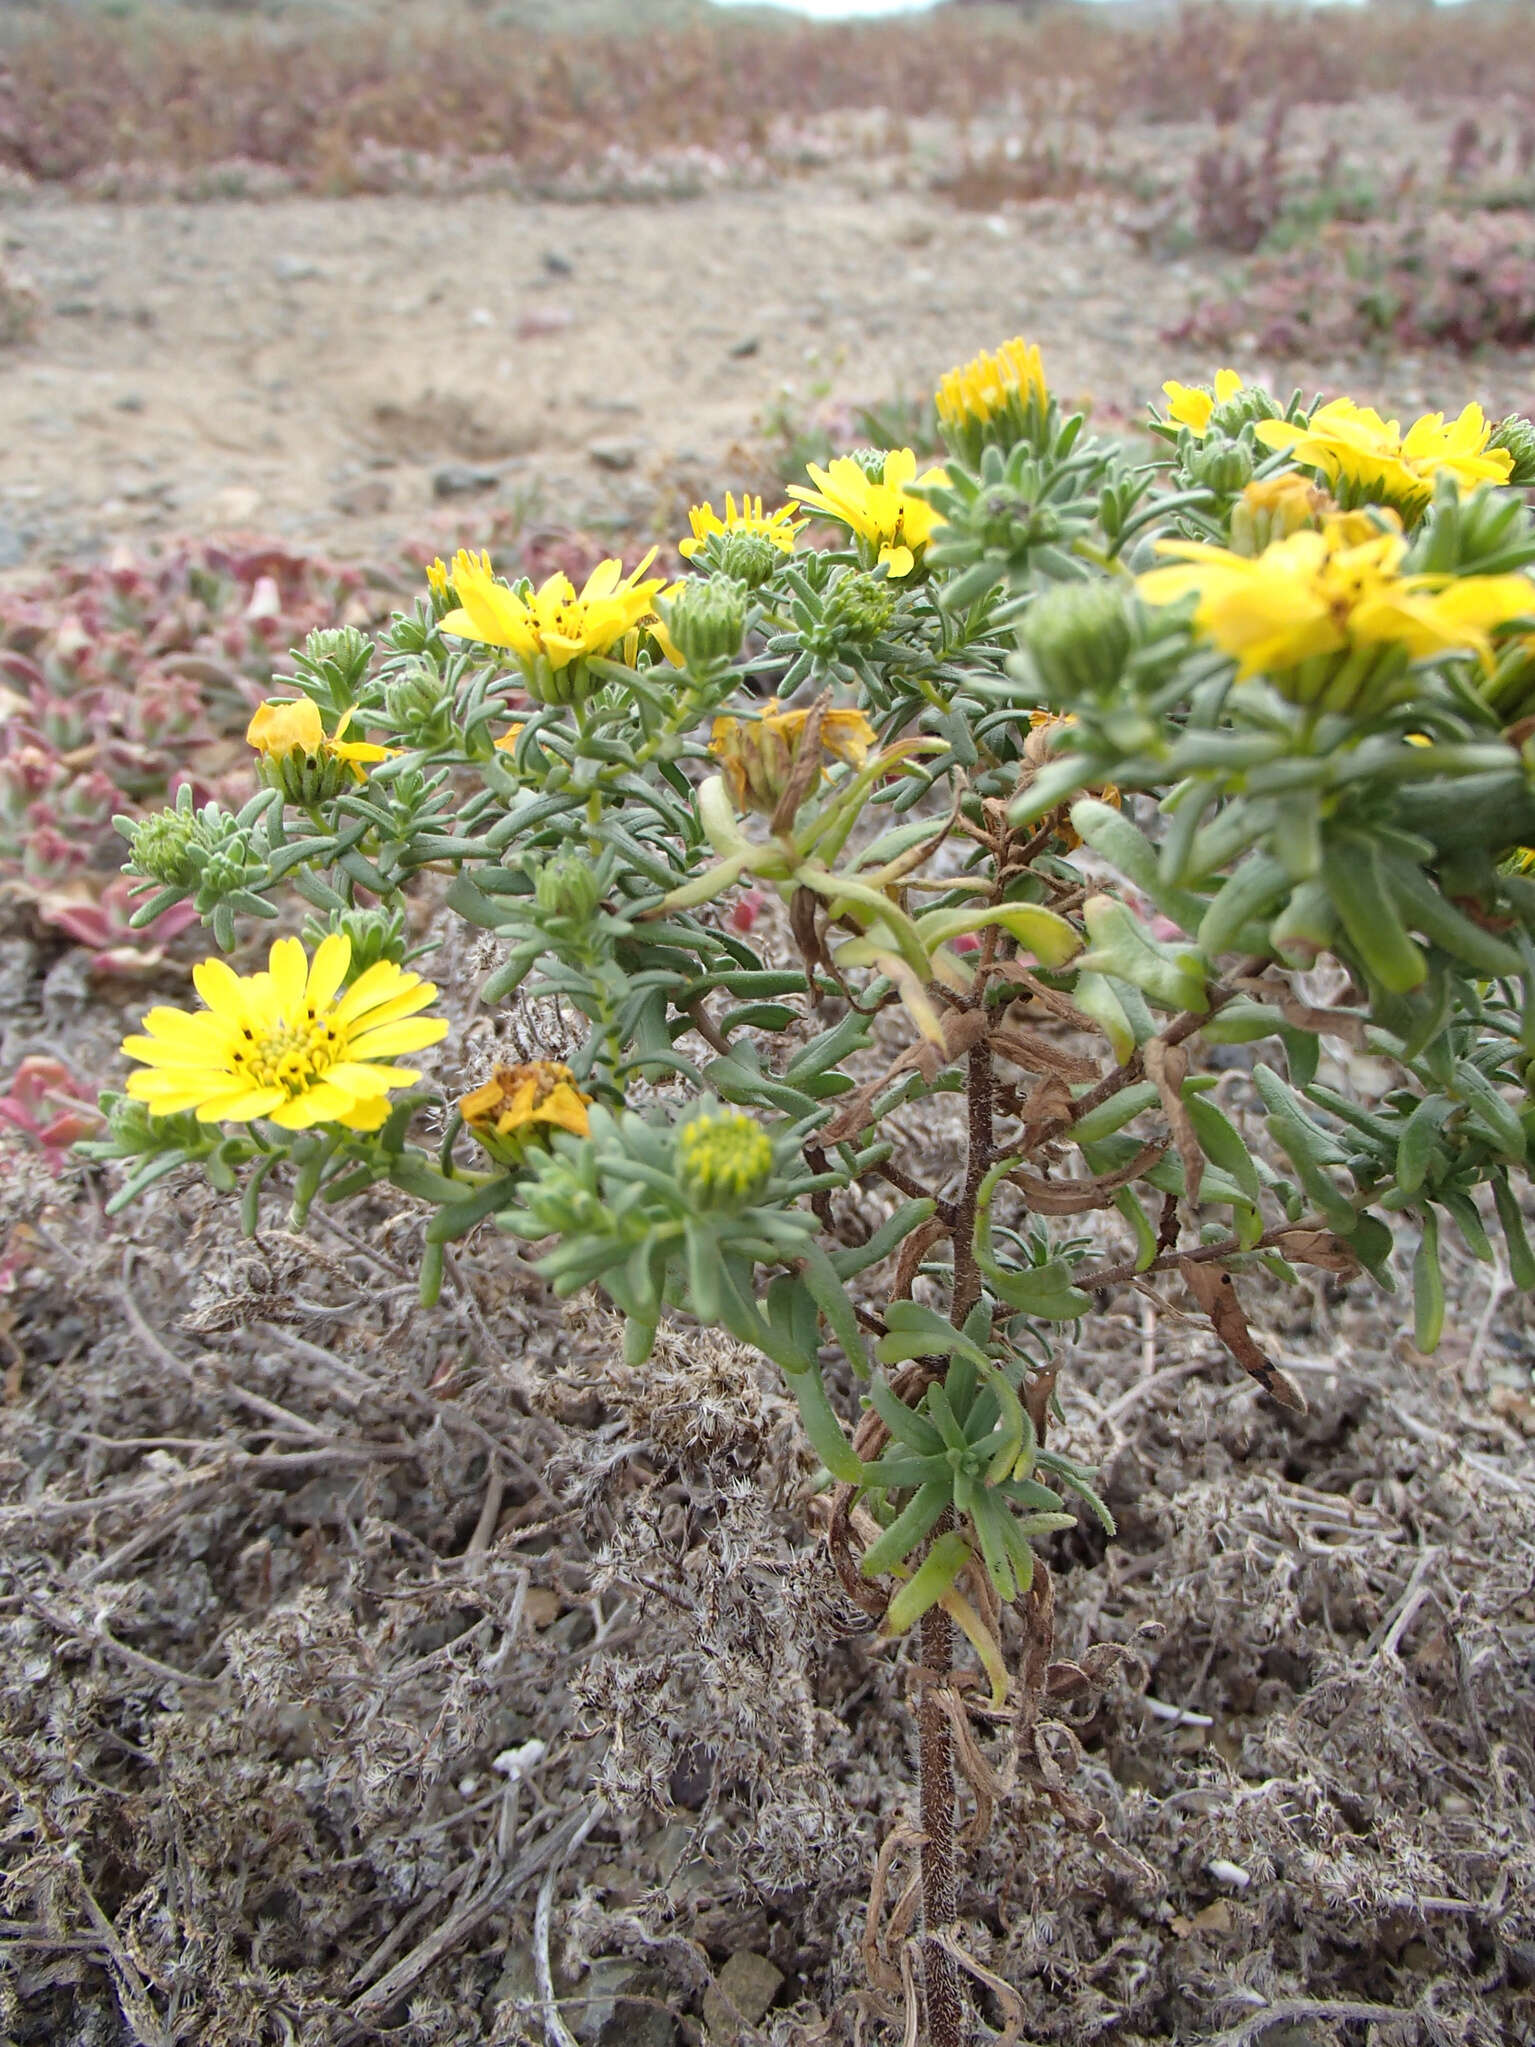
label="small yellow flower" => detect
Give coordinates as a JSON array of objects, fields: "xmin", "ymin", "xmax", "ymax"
[
  {"xmin": 678, "ymin": 494, "xmax": 802, "ymax": 562},
  {"xmin": 425, "ymin": 557, "xmax": 450, "ymax": 600},
  {"xmin": 121, "ymin": 934, "xmax": 446, "ymax": 1133},
  {"xmin": 246, "ymin": 698, "xmax": 393, "ymax": 800},
  {"xmin": 1256, "ymin": 398, "xmax": 1513, "ymax": 519},
  {"xmin": 492, "ymin": 722, "xmax": 525, "ymax": 755},
  {"xmin": 459, "ymin": 1061, "xmax": 592, "ymax": 1165},
  {"xmin": 1161, "ymin": 368, "xmax": 1243, "ymax": 438},
  {"xmin": 935, "ymin": 336, "xmax": 1050, "ymax": 459},
  {"xmin": 439, "ymin": 547, "xmax": 666, "ymax": 704},
  {"xmin": 676, "ymin": 1105, "xmax": 774, "ymax": 1210},
  {"xmin": 709, "ymin": 697, "xmax": 877, "ymax": 815},
  {"xmin": 787, "ymin": 449, "xmax": 946, "ymax": 581},
  {"xmin": 1138, "ymin": 515, "xmax": 1535, "ymax": 688}
]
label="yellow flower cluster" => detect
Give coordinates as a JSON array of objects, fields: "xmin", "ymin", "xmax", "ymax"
[
  {"xmin": 935, "ymin": 336, "xmax": 1050, "ymax": 460},
  {"xmin": 678, "ymin": 494, "xmax": 802, "ymax": 562},
  {"xmin": 1139, "ymin": 512, "xmax": 1534, "ymax": 683},
  {"xmin": 439, "ymin": 547, "xmax": 667, "ymax": 702},
  {"xmin": 1162, "ymin": 369, "xmax": 1244, "ymax": 438},
  {"xmin": 247, "ymin": 698, "xmax": 392, "ymax": 789},
  {"xmin": 122, "ymin": 935, "xmax": 446, "ymax": 1132},
  {"xmin": 788, "ymin": 449, "xmax": 946, "ymax": 582},
  {"xmin": 1256, "ymin": 398, "xmax": 1512, "ymax": 519}
]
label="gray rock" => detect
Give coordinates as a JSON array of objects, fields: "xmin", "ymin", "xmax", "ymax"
[
  {"xmin": 587, "ymin": 438, "xmax": 640, "ymax": 473},
  {"xmin": 0, "ymin": 523, "xmax": 28, "ymax": 569},
  {"xmin": 727, "ymin": 335, "xmax": 759, "ymax": 358},
  {"xmin": 0, "ymin": 938, "xmax": 38, "ymax": 1011},
  {"xmin": 598, "ymin": 1996, "xmax": 677, "ymax": 2047},
  {"xmin": 543, "ymin": 250, "xmax": 574, "ymax": 276},
  {"xmin": 432, "ymin": 463, "xmax": 501, "ymax": 500},
  {"xmin": 333, "ymin": 477, "xmax": 392, "ymax": 518},
  {"xmin": 273, "ymin": 254, "xmax": 324, "ymax": 284},
  {"xmin": 702, "ymin": 1951, "xmax": 783, "ymax": 2041}
]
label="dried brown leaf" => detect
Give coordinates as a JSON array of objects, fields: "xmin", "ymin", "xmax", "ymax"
[
  {"xmin": 1179, "ymin": 1257, "xmax": 1307, "ymax": 1412},
  {"xmin": 1006, "ymin": 1139, "xmax": 1168, "ymax": 1215},
  {"xmin": 1146, "ymin": 1036, "xmax": 1202, "ymax": 1207}
]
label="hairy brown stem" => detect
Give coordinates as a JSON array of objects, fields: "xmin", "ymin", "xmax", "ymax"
[
  {"xmin": 949, "ymin": 1042, "xmax": 996, "ymax": 1323},
  {"xmin": 919, "ymin": 1570, "xmax": 966, "ymax": 2047}
]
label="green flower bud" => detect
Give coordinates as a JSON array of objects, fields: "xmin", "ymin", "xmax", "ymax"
[
  {"xmin": 1187, "ymin": 436, "xmax": 1254, "ymax": 497},
  {"xmin": 660, "ymin": 577, "xmax": 748, "ymax": 671},
  {"xmin": 301, "ymin": 905, "xmax": 408, "ymax": 978},
  {"xmin": 1019, "ymin": 581, "xmax": 1134, "ymax": 704},
  {"xmin": 534, "ymin": 852, "xmax": 603, "ymax": 926},
  {"xmin": 850, "ymin": 446, "xmax": 893, "ymax": 482},
  {"xmin": 712, "ymin": 527, "xmax": 783, "ymax": 589},
  {"xmin": 822, "ymin": 570, "xmax": 896, "ymax": 644},
  {"xmin": 1489, "ymin": 414, "xmax": 1535, "ymax": 487},
  {"xmin": 1208, "ymin": 386, "xmax": 1279, "ymax": 438},
  {"xmin": 384, "ymin": 662, "xmax": 458, "ymax": 748},
  {"xmin": 300, "ymin": 625, "xmax": 373, "ymax": 697},
  {"xmin": 676, "ymin": 1105, "xmax": 774, "ymax": 1211},
  {"xmin": 125, "ymin": 807, "xmax": 199, "ymax": 889}
]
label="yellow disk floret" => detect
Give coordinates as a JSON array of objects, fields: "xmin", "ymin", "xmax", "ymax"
[
  {"xmin": 122, "ymin": 934, "xmax": 447, "ymax": 1133},
  {"xmin": 677, "ymin": 1105, "xmax": 774, "ymax": 1209}
]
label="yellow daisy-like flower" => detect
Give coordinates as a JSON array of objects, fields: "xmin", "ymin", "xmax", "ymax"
[
  {"xmin": 459, "ymin": 1060, "xmax": 592, "ymax": 1165},
  {"xmin": 247, "ymin": 698, "xmax": 391, "ymax": 775},
  {"xmin": 122, "ymin": 934, "xmax": 447, "ymax": 1134},
  {"xmin": 678, "ymin": 494, "xmax": 802, "ymax": 562},
  {"xmin": 1138, "ymin": 514, "xmax": 1534, "ymax": 689},
  {"xmin": 935, "ymin": 336, "xmax": 1050, "ymax": 461},
  {"xmin": 787, "ymin": 449, "xmax": 946, "ymax": 581},
  {"xmin": 246, "ymin": 698, "xmax": 393, "ymax": 802},
  {"xmin": 438, "ymin": 547, "xmax": 666, "ymax": 705},
  {"xmin": 1161, "ymin": 368, "xmax": 1244, "ymax": 438},
  {"xmin": 709, "ymin": 697, "xmax": 877, "ymax": 815},
  {"xmin": 1255, "ymin": 398, "xmax": 1513, "ymax": 519}
]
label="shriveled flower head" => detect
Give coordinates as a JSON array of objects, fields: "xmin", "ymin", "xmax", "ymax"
[
  {"xmin": 935, "ymin": 336, "xmax": 1050, "ymax": 461},
  {"xmin": 1256, "ymin": 398, "xmax": 1513, "ymax": 520},
  {"xmin": 709, "ymin": 696, "xmax": 877, "ymax": 817},
  {"xmin": 1161, "ymin": 368, "xmax": 1244, "ymax": 438},
  {"xmin": 787, "ymin": 448, "xmax": 946, "ymax": 581},
  {"xmin": 459, "ymin": 1060, "xmax": 592, "ymax": 1166},
  {"xmin": 438, "ymin": 547, "xmax": 667, "ymax": 705},
  {"xmin": 677, "ymin": 1104, "xmax": 774, "ymax": 1210},
  {"xmin": 122, "ymin": 934, "xmax": 446, "ymax": 1133},
  {"xmin": 678, "ymin": 494, "xmax": 802, "ymax": 568},
  {"xmin": 247, "ymin": 698, "xmax": 392, "ymax": 803},
  {"xmin": 1138, "ymin": 512, "xmax": 1535, "ymax": 708}
]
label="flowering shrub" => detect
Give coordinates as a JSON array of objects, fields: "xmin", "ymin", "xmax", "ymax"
[
  {"xmin": 0, "ymin": 540, "xmax": 384, "ymax": 968},
  {"xmin": 87, "ymin": 341, "xmax": 1535, "ymax": 2043}
]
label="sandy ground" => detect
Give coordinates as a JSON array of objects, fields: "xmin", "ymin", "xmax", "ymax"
[{"xmin": 5, "ymin": 145, "xmax": 1530, "ymax": 575}]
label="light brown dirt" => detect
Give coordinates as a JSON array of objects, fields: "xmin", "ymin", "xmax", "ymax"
[{"xmin": 4, "ymin": 131, "xmax": 1529, "ymax": 575}]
